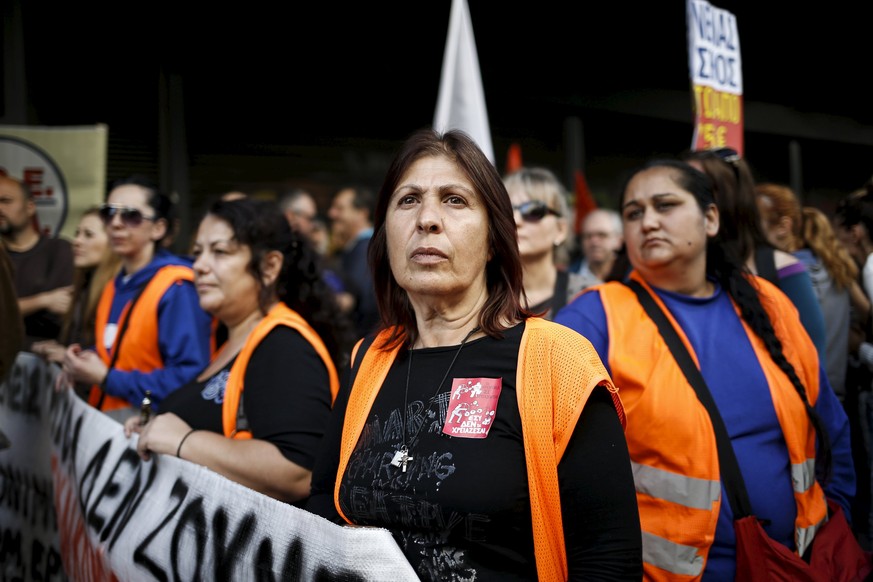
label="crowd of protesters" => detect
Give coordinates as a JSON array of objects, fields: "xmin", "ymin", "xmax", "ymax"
[{"xmin": 4, "ymin": 130, "xmax": 873, "ymax": 580}]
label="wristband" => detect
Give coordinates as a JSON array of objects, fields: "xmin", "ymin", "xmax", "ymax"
[{"xmin": 176, "ymin": 429, "xmax": 197, "ymax": 458}]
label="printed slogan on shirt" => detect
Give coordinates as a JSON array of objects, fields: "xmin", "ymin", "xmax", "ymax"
[{"xmin": 443, "ymin": 377, "xmax": 502, "ymax": 438}]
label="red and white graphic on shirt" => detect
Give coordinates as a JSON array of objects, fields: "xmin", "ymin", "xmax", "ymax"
[{"xmin": 442, "ymin": 377, "xmax": 502, "ymax": 439}]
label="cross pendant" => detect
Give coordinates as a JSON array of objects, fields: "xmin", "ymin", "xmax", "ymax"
[{"xmin": 392, "ymin": 446, "xmax": 413, "ymax": 472}]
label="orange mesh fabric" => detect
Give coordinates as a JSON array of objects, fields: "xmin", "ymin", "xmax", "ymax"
[
  {"xmin": 335, "ymin": 328, "xmax": 403, "ymax": 524},
  {"xmin": 517, "ymin": 318, "xmax": 620, "ymax": 582}
]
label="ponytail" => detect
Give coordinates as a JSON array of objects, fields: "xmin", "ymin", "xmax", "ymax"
[{"xmin": 707, "ymin": 242, "xmax": 832, "ymax": 483}]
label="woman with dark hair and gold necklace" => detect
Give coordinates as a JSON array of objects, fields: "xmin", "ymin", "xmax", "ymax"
[{"xmin": 307, "ymin": 128, "xmax": 642, "ymax": 581}]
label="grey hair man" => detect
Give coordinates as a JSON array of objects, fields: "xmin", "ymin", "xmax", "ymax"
[
  {"xmin": 279, "ymin": 188, "xmax": 319, "ymax": 240},
  {"xmin": 576, "ymin": 208, "xmax": 623, "ymax": 286}
]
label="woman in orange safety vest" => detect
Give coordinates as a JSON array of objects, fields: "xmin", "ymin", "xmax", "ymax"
[
  {"xmin": 555, "ymin": 159, "xmax": 855, "ymax": 581},
  {"xmin": 124, "ymin": 198, "xmax": 355, "ymax": 504}
]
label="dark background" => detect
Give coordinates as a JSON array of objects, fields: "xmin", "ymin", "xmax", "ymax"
[{"xmin": 14, "ymin": 1, "xmax": 873, "ymax": 216}]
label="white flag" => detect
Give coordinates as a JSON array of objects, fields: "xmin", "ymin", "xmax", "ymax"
[{"xmin": 433, "ymin": 0, "xmax": 494, "ymax": 164}]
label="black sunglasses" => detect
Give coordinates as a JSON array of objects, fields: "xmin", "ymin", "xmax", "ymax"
[
  {"xmin": 710, "ymin": 146, "xmax": 741, "ymax": 165},
  {"xmin": 513, "ymin": 200, "xmax": 561, "ymax": 223},
  {"xmin": 99, "ymin": 204, "xmax": 156, "ymax": 227}
]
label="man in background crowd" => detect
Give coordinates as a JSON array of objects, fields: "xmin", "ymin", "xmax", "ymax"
[
  {"xmin": 328, "ymin": 185, "xmax": 379, "ymax": 337},
  {"xmin": 0, "ymin": 175, "xmax": 73, "ymax": 349},
  {"xmin": 573, "ymin": 208, "xmax": 623, "ymax": 288},
  {"xmin": 279, "ymin": 188, "xmax": 319, "ymax": 240}
]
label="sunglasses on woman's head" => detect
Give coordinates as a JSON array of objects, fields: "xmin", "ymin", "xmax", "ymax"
[
  {"xmin": 98, "ymin": 204, "xmax": 156, "ymax": 227},
  {"xmin": 710, "ymin": 146, "xmax": 741, "ymax": 165},
  {"xmin": 513, "ymin": 200, "xmax": 561, "ymax": 223},
  {"xmin": 704, "ymin": 146, "xmax": 743, "ymax": 183}
]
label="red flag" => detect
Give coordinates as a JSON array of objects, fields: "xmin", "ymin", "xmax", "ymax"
[
  {"xmin": 573, "ymin": 169, "xmax": 597, "ymax": 234},
  {"xmin": 505, "ymin": 143, "xmax": 523, "ymax": 174}
]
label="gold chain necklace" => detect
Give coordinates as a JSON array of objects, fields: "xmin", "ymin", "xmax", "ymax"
[{"xmin": 391, "ymin": 326, "xmax": 481, "ymax": 472}]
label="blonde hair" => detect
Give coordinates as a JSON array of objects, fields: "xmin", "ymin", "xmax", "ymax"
[
  {"xmin": 502, "ymin": 166, "xmax": 570, "ymax": 265},
  {"xmin": 61, "ymin": 208, "xmax": 122, "ymax": 344},
  {"xmin": 801, "ymin": 206, "xmax": 857, "ymax": 289}
]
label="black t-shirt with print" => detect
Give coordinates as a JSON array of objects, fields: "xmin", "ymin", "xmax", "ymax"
[{"xmin": 310, "ymin": 321, "xmax": 641, "ymax": 581}]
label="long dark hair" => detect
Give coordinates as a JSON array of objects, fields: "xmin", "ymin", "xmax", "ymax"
[
  {"xmin": 205, "ymin": 198, "xmax": 356, "ymax": 369},
  {"xmin": 369, "ymin": 128, "xmax": 528, "ymax": 348},
  {"xmin": 621, "ymin": 159, "xmax": 833, "ymax": 482},
  {"xmin": 679, "ymin": 149, "xmax": 768, "ymax": 264}
]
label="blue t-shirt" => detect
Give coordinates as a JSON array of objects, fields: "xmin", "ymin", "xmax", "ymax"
[{"xmin": 103, "ymin": 249, "xmax": 213, "ymax": 408}]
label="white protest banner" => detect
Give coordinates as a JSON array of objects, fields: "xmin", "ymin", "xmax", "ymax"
[
  {"xmin": 0, "ymin": 125, "xmax": 107, "ymax": 239},
  {"xmin": 434, "ymin": 0, "xmax": 494, "ymax": 164},
  {"xmin": 687, "ymin": 0, "xmax": 744, "ymax": 153},
  {"xmin": 2, "ymin": 353, "xmax": 419, "ymax": 580},
  {"xmin": 0, "ymin": 352, "xmax": 65, "ymax": 581}
]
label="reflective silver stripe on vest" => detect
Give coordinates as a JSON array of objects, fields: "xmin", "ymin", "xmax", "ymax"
[
  {"xmin": 791, "ymin": 459, "xmax": 816, "ymax": 493},
  {"xmin": 632, "ymin": 461, "xmax": 721, "ymax": 510},
  {"xmin": 642, "ymin": 531, "xmax": 705, "ymax": 576},
  {"xmin": 796, "ymin": 513, "xmax": 825, "ymax": 556}
]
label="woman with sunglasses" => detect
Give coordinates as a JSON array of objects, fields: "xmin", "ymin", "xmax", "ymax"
[
  {"xmin": 555, "ymin": 159, "xmax": 855, "ymax": 580},
  {"xmin": 62, "ymin": 175, "xmax": 213, "ymax": 418},
  {"xmin": 680, "ymin": 148, "xmax": 827, "ymax": 358},
  {"xmin": 124, "ymin": 198, "xmax": 354, "ymax": 504},
  {"xmin": 503, "ymin": 167, "xmax": 586, "ymax": 319}
]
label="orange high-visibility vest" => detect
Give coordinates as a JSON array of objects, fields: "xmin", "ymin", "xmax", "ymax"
[
  {"xmin": 89, "ymin": 265, "xmax": 194, "ymax": 411},
  {"xmin": 336, "ymin": 318, "xmax": 623, "ymax": 582},
  {"xmin": 222, "ymin": 302, "xmax": 339, "ymax": 439},
  {"xmin": 597, "ymin": 272, "xmax": 827, "ymax": 581}
]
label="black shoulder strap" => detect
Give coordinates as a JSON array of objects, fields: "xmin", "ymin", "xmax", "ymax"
[
  {"xmin": 235, "ymin": 400, "xmax": 250, "ymax": 434},
  {"xmin": 95, "ymin": 281, "xmax": 148, "ymax": 410},
  {"xmin": 550, "ymin": 269, "xmax": 571, "ymax": 315},
  {"xmin": 754, "ymin": 246, "xmax": 779, "ymax": 286},
  {"xmin": 625, "ymin": 279, "xmax": 755, "ymax": 518}
]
